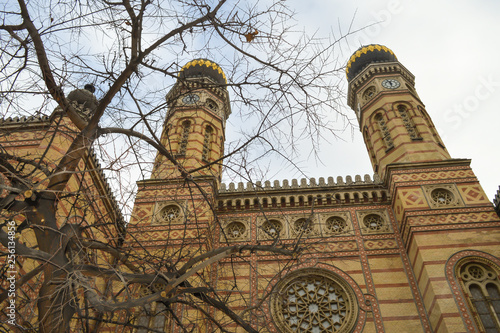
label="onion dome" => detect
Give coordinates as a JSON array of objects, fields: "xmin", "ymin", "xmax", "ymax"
[
  {"xmin": 179, "ymin": 59, "xmax": 227, "ymax": 85},
  {"xmin": 346, "ymin": 44, "xmax": 397, "ymax": 81}
]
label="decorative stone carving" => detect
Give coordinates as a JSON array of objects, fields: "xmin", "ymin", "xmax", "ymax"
[
  {"xmin": 221, "ymin": 218, "xmax": 250, "ymax": 242},
  {"xmin": 320, "ymin": 212, "xmax": 351, "ymax": 236},
  {"xmin": 270, "ymin": 268, "xmax": 358, "ymax": 333},
  {"xmin": 153, "ymin": 202, "xmax": 186, "ymax": 224},
  {"xmin": 422, "ymin": 184, "xmax": 463, "ymax": 209},
  {"xmin": 356, "ymin": 209, "xmax": 392, "ymax": 234},
  {"xmin": 289, "ymin": 215, "xmax": 319, "ymax": 237}
]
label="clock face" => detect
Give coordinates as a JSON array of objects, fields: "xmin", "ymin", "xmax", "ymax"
[
  {"xmin": 381, "ymin": 79, "xmax": 400, "ymax": 89},
  {"xmin": 182, "ymin": 94, "xmax": 200, "ymax": 104}
]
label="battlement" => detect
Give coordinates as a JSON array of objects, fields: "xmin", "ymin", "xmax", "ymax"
[
  {"xmin": 219, "ymin": 174, "xmax": 381, "ymax": 193},
  {"xmin": 217, "ymin": 174, "xmax": 389, "ymax": 212}
]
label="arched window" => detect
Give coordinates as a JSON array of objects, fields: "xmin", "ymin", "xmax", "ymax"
[
  {"xmin": 178, "ymin": 120, "xmax": 191, "ymax": 156},
  {"xmin": 206, "ymin": 98, "xmax": 218, "ymax": 112},
  {"xmin": 202, "ymin": 125, "xmax": 213, "ymax": 162},
  {"xmin": 375, "ymin": 113, "xmax": 394, "ymax": 150},
  {"xmin": 397, "ymin": 104, "xmax": 419, "ymax": 139},
  {"xmin": 460, "ymin": 262, "xmax": 500, "ymax": 332}
]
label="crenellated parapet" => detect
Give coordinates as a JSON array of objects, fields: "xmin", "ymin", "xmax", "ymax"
[
  {"xmin": 217, "ymin": 174, "xmax": 389, "ymax": 212},
  {"xmin": 219, "ymin": 174, "xmax": 381, "ymax": 193}
]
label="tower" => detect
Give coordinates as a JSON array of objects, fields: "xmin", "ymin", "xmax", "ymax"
[
  {"xmin": 152, "ymin": 59, "xmax": 231, "ymax": 180},
  {"xmin": 346, "ymin": 44, "xmax": 449, "ymax": 178},
  {"xmin": 347, "ymin": 45, "xmax": 500, "ymax": 332},
  {"xmin": 125, "ymin": 59, "xmax": 231, "ymax": 331}
]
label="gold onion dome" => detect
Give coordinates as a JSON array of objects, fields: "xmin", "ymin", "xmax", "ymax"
[
  {"xmin": 179, "ymin": 58, "xmax": 227, "ymax": 85},
  {"xmin": 346, "ymin": 44, "xmax": 397, "ymax": 81}
]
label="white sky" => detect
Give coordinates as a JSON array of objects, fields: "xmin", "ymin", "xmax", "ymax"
[{"xmin": 241, "ymin": 0, "xmax": 500, "ymax": 200}]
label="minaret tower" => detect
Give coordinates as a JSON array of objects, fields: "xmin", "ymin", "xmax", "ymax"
[
  {"xmin": 128, "ymin": 58, "xmax": 231, "ymax": 232},
  {"xmin": 152, "ymin": 59, "xmax": 231, "ymax": 180},
  {"xmin": 346, "ymin": 44, "xmax": 449, "ymax": 179},
  {"xmin": 126, "ymin": 58, "xmax": 230, "ymax": 268},
  {"xmin": 347, "ymin": 45, "xmax": 500, "ymax": 332},
  {"xmin": 124, "ymin": 59, "xmax": 230, "ymax": 331}
]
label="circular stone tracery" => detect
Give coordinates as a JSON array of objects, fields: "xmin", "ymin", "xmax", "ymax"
[
  {"xmin": 294, "ymin": 218, "xmax": 312, "ymax": 235},
  {"xmin": 159, "ymin": 205, "xmax": 180, "ymax": 223},
  {"xmin": 271, "ymin": 269, "xmax": 358, "ymax": 333},
  {"xmin": 262, "ymin": 220, "xmax": 282, "ymax": 237},
  {"xmin": 363, "ymin": 214, "xmax": 384, "ymax": 231},
  {"xmin": 430, "ymin": 188, "xmax": 455, "ymax": 206},
  {"xmin": 226, "ymin": 221, "xmax": 246, "ymax": 239},
  {"xmin": 326, "ymin": 217, "xmax": 347, "ymax": 234}
]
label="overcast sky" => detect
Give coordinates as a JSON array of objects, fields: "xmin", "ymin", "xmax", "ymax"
[{"xmin": 239, "ymin": 0, "xmax": 500, "ymax": 200}]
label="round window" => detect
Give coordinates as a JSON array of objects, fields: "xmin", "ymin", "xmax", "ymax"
[
  {"xmin": 271, "ymin": 269, "xmax": 358, "ymax": 332},
  {"xmin": 326, "ymin": 217, "xmax": 347, "ymax": 234},
  {"xmin": 294, "ymin": 218, "xmax": 312, "ymax": 235},
  {"xmin": 159, "ymin": 205, "xmax": 180, "ymax": 223},
  {"xmin": 430, "ymin": 188, "xmax": 455, "ymax": 206},
  {"xmin": 363, "ymin": 214, "xmax": 384, "ymax": 231},
  {"xmin": 262, "ymin": 220, "xmax": 282, "ymax": 237},
  {"xmin": 226, "ymin": 222, "xmax": 246, "ymax": 239}
]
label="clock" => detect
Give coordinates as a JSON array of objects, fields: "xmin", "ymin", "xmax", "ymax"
[
  {"xmin": 182, "ymin": 94, "xmax": 200, "ymax": 104},
  {"xmin": 381, "ymin": 79, "xmax": 400, "ymax": 89}
]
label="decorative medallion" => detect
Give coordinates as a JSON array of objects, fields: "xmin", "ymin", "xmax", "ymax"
[
  {"xmin": 325, "ymin": 216, "xmax": 348, "ymax": 235},
  {"xmin": 422, "ymin": 184, "xmax": 463, "ymax": 209},
  {"xmin": 154, "ymin": 203, "xmax": 184, "ymax": 224},
  {"xmin": 356, "ymin": 209, "xmax": 392, "ymax": 234},
  {"xmin": 222, "ymin": 220, "xmax": 250, "ymax": 242},
  {"xmin": 261, "ymin": 219, "xmax": 283, "ymax": 238}
]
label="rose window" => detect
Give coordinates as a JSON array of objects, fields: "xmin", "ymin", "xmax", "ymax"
[
  {"xmin": 159, "ymin": 205, "xmax": 180, "ymax": 223},
  {"xmin": 326, "ymin": 217, "xmax": 347, "ymax": 234},
  {"xmin": 271, "ymin": 269, "xmax": 358, "ymax": 333},
  {"xmin": 294, "ymin": 218, "xmax": 312, "ymax": 235},
  {"xmin": 262, "ymin": 220, "xmax": 282, "ymax": 237},
  {"xmin": 226, "ymin": 222, "xmax": 246, "ymax": 239},
  {"xmin": 363, "ymin": 214, "xmax": 384, "ymax": 231},
  {"xmin": 468, "ymin": 265, "xmax": 484, "ymax": 279},
  {"xmin": 430, "ymin": 189, "xmax": 454, "ymax": 206}
]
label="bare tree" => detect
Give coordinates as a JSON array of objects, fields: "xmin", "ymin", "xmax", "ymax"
[{"xmin": 0, "ymin": 0, "xmax": 351, "ymax": 332}]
